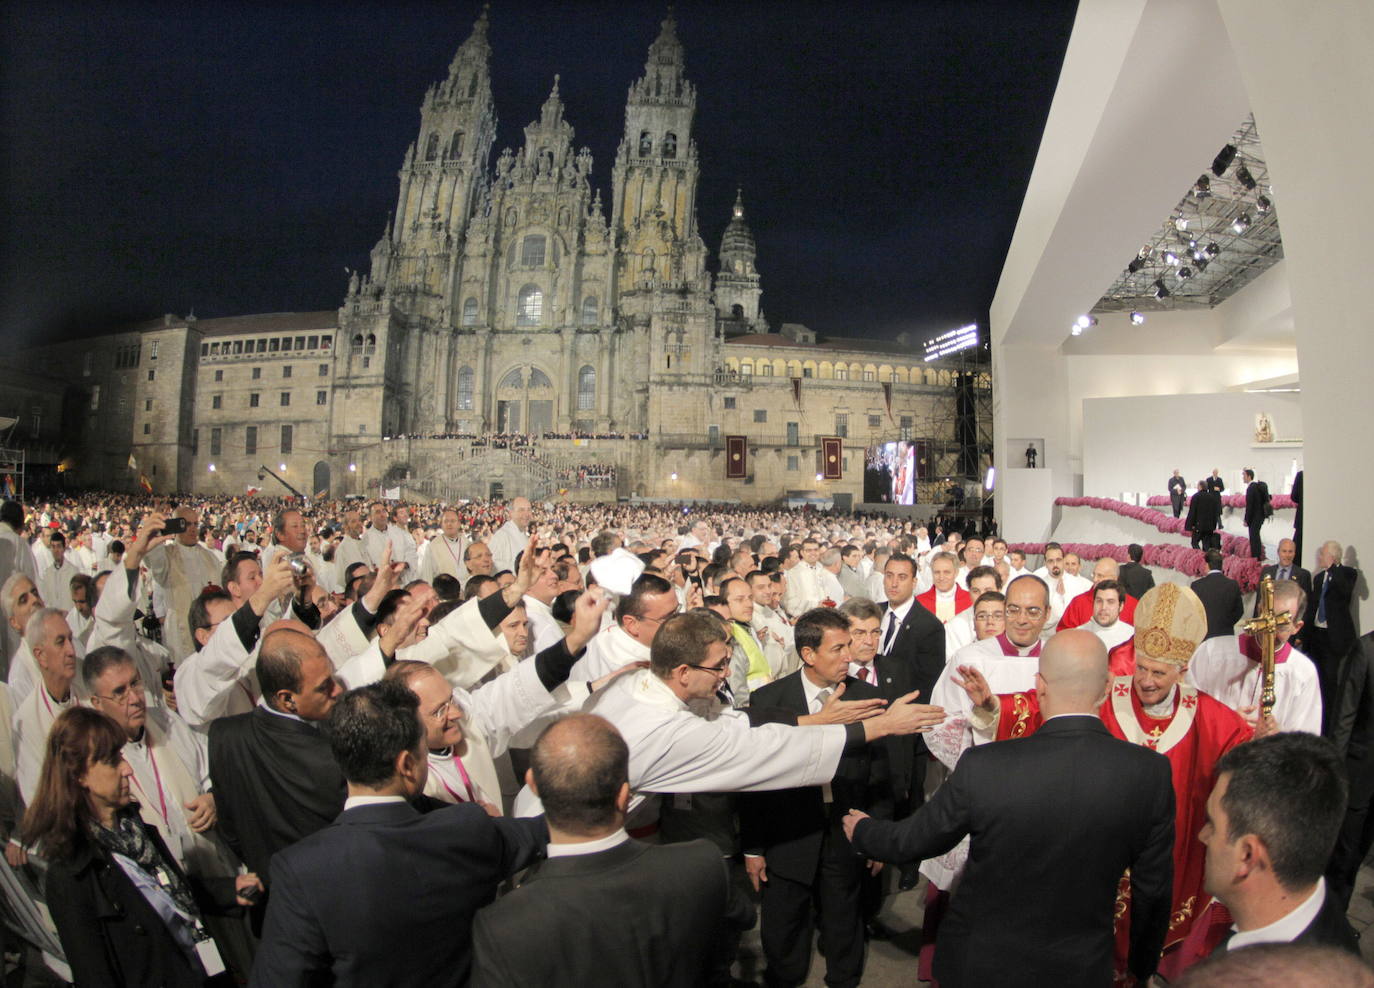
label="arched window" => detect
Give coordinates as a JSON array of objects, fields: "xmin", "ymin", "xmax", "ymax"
[
  {"xmin": 761, "ymin": 362, "xmax": 774, "ymax": 377},
  {"xmin": 577, "ymin": 365, "xmax": 595, "ymax": 410},
  {"xmin": 365, "ymin": 333, "xmax": 377, "ymax": 347},
  {"xmin": 580, "ymin": 296, "xmax": 598, "ymax": 326},
  {"xmin": 461, "ymin": 297, "xmax": 479, "ymax": 326},
  {"xmin": 639, "ymin": 131, "xmax": 652, "ymax": 156},
  {"xmin": 740, "ymin": 361, "xmax": 753, "ymax": 377},
  {"xmin": 516, "ymin": 285, "xmax": 543, "ymax": 326},
  {"xmin": 352, "ymin": 334, "xmax": 364, "ymax": 348},
  {"xmin": 520, "ymin": 235, "xmax": 546, "ymax": 267},
  {"xmin": 467, "ymin": 74, "xmax": 478, "ymax": 98},
  {"xmin": 424, "ymin": 134, "xmax": 439, "ymax": 161},
  {"xmin": 499, "ymin": 368, "xmax": 524, "ymax": 390},
  {"xmin": 642, "ymin": 249, "xmax": 656, "ymax": 273},
  {"xmin": 456, "ymin": 366, "xmax": 474, "ymax": 409},
  {"xmin": 448, "ymin": 132, "xmax": 464, "ymax": 158},
  {"xmin": 663, "ymin": 132, "xmax": 677, "ymax": 158},
  {"xmin": 529, "ymin": 368, "xmax": 552, "ymax": 389},
  {"xmin": 731, "ymin": 304, "xmax": 744, "ymax": 319}
]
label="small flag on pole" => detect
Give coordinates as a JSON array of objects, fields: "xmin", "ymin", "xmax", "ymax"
[
  {"xmin": 138, "ymin": 474, "xmax": 153, "ymax": 494},
  {"xmin": 127, "ymin": 453, "xmax": 138, "ymax": 471}
]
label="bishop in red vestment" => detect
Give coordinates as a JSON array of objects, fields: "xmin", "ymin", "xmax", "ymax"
[{"xmin": 968, "ymin": 583, "xmax": 1251, "ymax": 983}]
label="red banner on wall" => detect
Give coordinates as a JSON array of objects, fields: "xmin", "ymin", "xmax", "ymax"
[
  {"xmin": 726, "ymin": 435, "xmax": 748, "ymax": 478},
  {"xmin": 821, "ymin": 436, "xmax": 843, "ymax": 480}
]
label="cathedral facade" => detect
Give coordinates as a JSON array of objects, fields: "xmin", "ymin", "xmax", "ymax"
[{"xmin": 16, "ymin": 11, "xmax": 979, "ymax": 506}]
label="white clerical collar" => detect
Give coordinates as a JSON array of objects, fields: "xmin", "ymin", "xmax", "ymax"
[
  {"xmin": 343, "ymin": 794, "xmax": 407, "ymax": 811},
  {"xmin": 1142, "ymin": 685, "xmax": 1178, "ymax": 719},
  {"xmin": 936, "ymin": 587, "xmax": 957, "ymax": 600},
  {"xmin": 1229, "ymin": 878, "xmax": 1326, "ymax": 951},
  {"xmin": 547, "ymin": 828, "xmax": 629, "ymax": 858},
  {"xmin": 257, "ymin": 695, "xmax": 309, "ymax": 725}
]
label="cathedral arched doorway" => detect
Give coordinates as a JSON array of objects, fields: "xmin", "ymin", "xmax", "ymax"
[
  {"xmin": 312, "ymin": 461, "xmax": 331, "ymax": 498},
  {"xmin": 494, "ymin": 365, "xmax": 555, "ymax": 435}
]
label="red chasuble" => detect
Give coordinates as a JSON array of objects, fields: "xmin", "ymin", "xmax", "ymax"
[{"xmin": 992, "ymin": 676, "xmax": 1251, "ymax": 983}]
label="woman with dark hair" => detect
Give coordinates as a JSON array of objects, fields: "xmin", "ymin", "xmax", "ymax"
[{"xmin": 24, "ymin": 707, "xmax": 261, "ymax": 987}]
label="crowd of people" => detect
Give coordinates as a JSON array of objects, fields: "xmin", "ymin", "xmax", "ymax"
[{"xmin": 0, "ymin": 488, "xmax": 1367, "ymax": 986}]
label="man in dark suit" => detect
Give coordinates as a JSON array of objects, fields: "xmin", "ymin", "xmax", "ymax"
[
  {"xmin": 1242, "ymin": 468, "xmax": 1271, "ymax": 561},
  {"xmin": 1327, "ymin": 632, "xmax": 1374, "ymax": 909},
  {"xmin": 253, "ymin": 680, "xmax": 546, "ymax": 987},
  {"xmin": 1185, "ymin": 480, "xmax": 1222, "ymax": 550},
  {"xmin": 740, "ymin": 608, "xmax": 893, "ymax": 988},
  {"xmin": 208, "ymin": 626, "xmax": 345, "ymax": 886},
  {"xmin": 843, "ymin": 630, "xmax": 1175, "ymax": 987},
  {"xmin": 1304, "ymin": 540, "xmax": 1360, "ymax": 734},
  {"xmin": 1206, "ymin": 468, "xmax": 1226, "ymax": 494},
  {"xmin": 873, "ymin": 552, "xmax": 946, "ymax": 888},
  {"xmin": 1200, "ymin": 732, "xmax": 1358, "ymax": 957},
  {"xmin": 1253, "ymin": 538, "xmax": 1311, "ymax": 618},
  {"xmin": 1168, "ymin": 470, "xmax": 1188, "ymax": 518},
  {"xmin": 1120, "ymin": 543, "xmax": 1156, "ymax": 600},
  {"xmin": 470, "ymin": 713, "xmax": 750, "ymax": 988},
  {"xmin": 1191, "ymin": 550, "xmax": 1244, "ymax": 641}
]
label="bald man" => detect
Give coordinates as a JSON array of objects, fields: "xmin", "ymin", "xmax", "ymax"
[
  {"xmin": 207, "ymin": 628, "xmax": 345, "ymax": 885},
  {"xmin": 1054, "ymin": 556, "xmax": 1139, "ymax": 632},
  {"xmin": 489, "ymin": 497, "xmax": 532, "ymax": 574},
  {"xmin": 143, "ymin": 505, "xmax": 222, "ymax": 659},
  {"xmin": 845, "ymin": 631, "xmax": 1176, "ymax": 988},
  {"xmin": 472, "ymin": 714, "xmax": 752, "ymax": 987}
]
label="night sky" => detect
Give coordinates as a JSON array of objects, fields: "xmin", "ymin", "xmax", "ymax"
[{"xmin": 0, "ymin": 0, "xmax": 1077, "ymax": 349}]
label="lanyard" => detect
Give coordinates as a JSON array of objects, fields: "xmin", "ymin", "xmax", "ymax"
[{"xmin": 435, "ymin": 754, "xmax": 476, "ymax": 803}]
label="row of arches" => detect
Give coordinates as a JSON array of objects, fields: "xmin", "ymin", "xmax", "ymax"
[
  {"xmin": 423, "ymin": 130, "xmax": 466, "ymax": 163},
  {"xmin": 722, "ymin": 357, "xmax": 954, "ymax": 386},
  {"xmin": 638, "ymin": 130, "xmax": 677, "ymax": 158},
  {"xmin": 452, "ymin": 364, "xmax": 596, "ymax": 412}
]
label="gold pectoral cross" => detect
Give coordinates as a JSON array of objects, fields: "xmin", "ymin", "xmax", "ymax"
[{"xmin": 1243, "ymin": 576, "xmax": 1291, "ymax": 720}]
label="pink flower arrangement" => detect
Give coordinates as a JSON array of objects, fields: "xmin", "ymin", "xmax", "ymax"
[
  {"xmin": 1054, "ymin": 497, "xmax": 1252, "ymax": 556},
  {"xmin": 1006, "ymin": 539, "xmax": 1265, "ymax": 593},
  {"xmin": 1144, "ymin": 493, "xmax": 1295, "ymax": 510}
]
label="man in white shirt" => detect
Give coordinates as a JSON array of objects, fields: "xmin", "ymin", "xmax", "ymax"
[
  {"xmin": 818, "ymin": 547, "xmax": 847, "ymax": 605},
  {"xmin": 782, "ymin": 540, "xmax": 825, "ymax": 617},
  {"xmin": 489, "ymin": 498, "xmax": 532, "ymax": 575},
  {"xmin": 522, "ymin": 553, "xmax": 564, "ymax": 654},
  {"xmin": 421, "ymin": 508, "xmax": 468, "ymax": 585},
  {"xmin": 1033, "ymin": 542, "xmax": 1091, "ymax": 634},
  {"xmin": 1189, "ymin": 580, "xmax": 1320, "ymax": 735},
  {"xmin": 334, "ymin": 508, "xmax": 372, "ymax": 576},
  {"xmin": 1086, "ymin": 580, "xmax": 1134, "ymax": 652},
  {"xmin": 944, "ymin": 566, "xmax": 1002, "ymax": 657},
  {"xmin": 13, "ymin": 608, "xmax": 81, "ymax": 803},
  {"xmin": 363, "ymin": 501, "xmax": 417, "ymax": 581},
  {"xmin": 142, "ymin": 505, "xmax": 223, "ymax": 662},
  {"xmin": 261, "ymin": 507, "xmax": 309, "ymax": 572},
  {"xmin": 1199, "ymin": 732, "xmax": 1357, "ymax": 957},
  {"xmin": 1006, "ymin": 549, "xmax": 1030, "ymax": 582},
  {"xmin": 0, "ymin": 501, "xmax": 38, "ymax": 662},
  {"xmin": 2, "ymin": 574, "xmax": 47, "ymax": 700}
]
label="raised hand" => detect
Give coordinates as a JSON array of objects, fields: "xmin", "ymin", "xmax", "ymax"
[
  {"xmin": 565, "ymin": 587, "xmax": 609, "ymax": 655},
  {"xmin": 951, "ymin": 664, "xmax": 996, "ymax": 713},
  {"xmin": 801, "ymin": 682, "xmax": 887, "ymax": 725}
]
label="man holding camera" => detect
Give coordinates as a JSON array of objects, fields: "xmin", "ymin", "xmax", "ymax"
[{"xmin": 143, "ymin": 505, "xmax": 221, "ymax": 661}]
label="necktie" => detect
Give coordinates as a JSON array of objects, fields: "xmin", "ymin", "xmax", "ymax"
[
  {"xmin": 815, "ymin": 687, "xmax": 833, "ymax": 714},
  {"xmin": 1317, "ymin": 571, "xmax": 1330, "ymax": 624},
  {"xmin": 858, "ymin": 666, "xmax": 871, "ymax": 683},
  {"xmin": 881, "ymin": 613, "xmax": 898, "ymax": 654},
  {"xmin": 1279, "ymin": 566, "xmax": 1289, "ymax": 581}
]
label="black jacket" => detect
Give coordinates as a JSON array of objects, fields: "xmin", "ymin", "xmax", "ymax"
[
  {"xmin": 1305, "ymin": 564, "xmax": 1359, "ymax": 659},
  {"xmin": 207, "ymin": 705, "xmax": 345, "ymax": 885},
  {"xmin": 253, "ymin": 800, "xmax": 546, "ymax": 987},
  {"xmin": 851, "ymin": 716, "xmax": 1175, "ymax": 987},
  {"xmin": 739, "ymin": 672, "xmax": 892, "ymax": 881},
  {"xmin": 1244, "ymin": 480, "xmax": 1271, "ymax": 528},
  {"xmin": 44, "ymin": 816, "xmax": 239, "ymax": 988},
  {"xmin": 1191, "ymin": 571, "xmax": 1244, "ymax": 640},
  {"xmin": 1119, "ymin": 561, "xmax": 1156, "ymax": 600},
  {"xmin": 471, "ymin": 838, "xmax": 753, "ymax": 988},
  {"xmin": 873, "ymin": 598, "xmax": 945, "ymax": 799},
  {"xmin": 1185, "ymin": 490, "xmax": 1222, "ymax": 536}
]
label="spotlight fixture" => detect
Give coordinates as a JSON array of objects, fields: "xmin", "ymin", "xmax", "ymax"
[
  {"xmin": 1231, "ymin": 213, "xmax": 1251, "ymax": 235},
  {"xmin": 1235, "ymin": 164, "xmax": 1257, "ymax": 190},
  {"xmin": 1212, "ymin": 143, "xmax": 1237, "ymax": 177},
  {"xmin": 1152, "ymin": 279, "xmax": 1170, "ymax": 300},
  {"xmin": 1127, "ymin": 257, "xmax": 1144, "ymax": 274},
  {"xmin": 1191, "ymin": 247, "xmax": 1206, "ymax": 262},
  {"xmin": 1137, "ymin": 245, "xmax": 1153, "ymax": 259},
  {"xmin": 1174, "ymin": 217, "xmax": 1189, "ymax": 232},
  {"xmin": 1076, "ymin": 315, "xmax": 1091, "ymax": 330},
  {"xmin": 1193, "ymin": 174, "xmax": 1211, "ymax": 196},
  {"xmin": 1205, "ymin": 242, "xmax": 1221, "ymax": 258},
  {"xmin": 1177, "ymin": 266, "xmax": 1193, "ymax": 281},
  {"xmin": 1070, "ymin": 324, "xmax": 1083, "ymax": 337},
  {"xmin": 1194, "ymin": 256, "xmax": 1209, "ymax": 273},
  {"xmin": 1130, "ymin": 311, "xmax": 1146, "ymax": 326},
  {"xmin": 1163, "ymin": 250, "xmax": 1180, "ymax": 266},
  {"xmin": 1256, "ymin": 194, "xmax": 1272, "ymax": 214}
]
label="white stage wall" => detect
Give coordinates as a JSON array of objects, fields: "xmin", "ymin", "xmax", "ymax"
[
  {"xmin": 1082, "ymin": 391, "xmax": 1302, "ymax": 498},
  {"xmin": 1000, "ymin": 467, "xmax": 1056, "ymax": 543}
]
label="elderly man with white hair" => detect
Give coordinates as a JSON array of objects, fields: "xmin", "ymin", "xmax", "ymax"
[
  {"xmin": 13, "ymin": 607, "xmax": 83, "ymax": 803},
  {"xmin": 489, "ymin": 497, "xmax": 532, "ymax": 575}
]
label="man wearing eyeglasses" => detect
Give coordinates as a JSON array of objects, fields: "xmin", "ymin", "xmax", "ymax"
[{"xmin": 84, "ymin": 645, "xmax": 239, "ymax": 881}]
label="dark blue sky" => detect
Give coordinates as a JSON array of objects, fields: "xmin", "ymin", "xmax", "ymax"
[{"xmin": 0, "ymin": 0, "xmax": 1077, "ymax": 347}]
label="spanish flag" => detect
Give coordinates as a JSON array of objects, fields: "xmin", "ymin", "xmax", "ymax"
[{"xmin": 139, "ymin": 474, "xmax": 153, "ymax": 494}]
